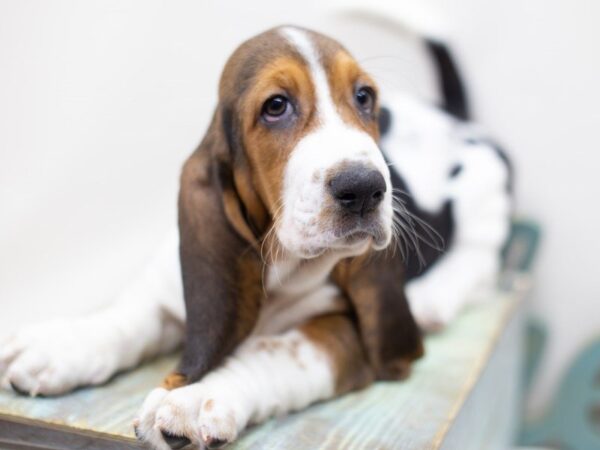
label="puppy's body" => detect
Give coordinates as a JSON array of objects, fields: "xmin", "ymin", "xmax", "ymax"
[
  {"xmin": 381, "ymin": 92, "xmax": 512, "ymax": 330},
  {"xmin": 0, "ymin": 25, "xmax": 511, "ymax": 450}
]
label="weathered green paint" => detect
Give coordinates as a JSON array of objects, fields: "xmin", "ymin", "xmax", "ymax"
[{"xmin": 520, "ymin": 335, "xmax": 600, "ymax": 450}]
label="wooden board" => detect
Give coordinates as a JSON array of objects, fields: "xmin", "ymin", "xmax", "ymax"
[{"xmin": 0, "ymin": 279, "xmax": 529, "ymax": 450}]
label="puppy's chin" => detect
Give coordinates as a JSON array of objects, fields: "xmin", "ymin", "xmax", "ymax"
[
  {"xmin": 334, "ymin": 221, "xmax": 392, "ymax": 252},
  {"xmin": 370, "ymin": 228, "xmax": 393, "ymax": 251},
  {"xmin": 293, "ymin": 241, "xmax": 370, "ymax": 260},
  {"xmin": 282, "ymin": 227, "xmax": 392, "ymax": 260}
]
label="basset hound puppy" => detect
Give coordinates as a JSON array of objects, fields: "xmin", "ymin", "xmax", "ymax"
[{"xmin": 0, "ymin": 24, "xmax": 512, "ymax": 450}]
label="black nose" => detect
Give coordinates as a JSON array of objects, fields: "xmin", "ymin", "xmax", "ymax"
[{"xmin": 328, "ymin": 166, "xmax": 386, "ymax": 215}]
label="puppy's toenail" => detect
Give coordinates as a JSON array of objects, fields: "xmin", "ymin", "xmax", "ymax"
[
  {"xmin": 9, "ymin": 381, "xmax": 29, "ymax": 396},
  {"xmin": 160, "ymin": 430, "xmax": 191, "ymax": 449},
  {"xmin": 205, "ymin": 437, "xmax": 228, "ymax": 449}
]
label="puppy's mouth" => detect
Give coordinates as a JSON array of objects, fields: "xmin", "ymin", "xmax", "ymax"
[
  {"xmin": 291, "ymin": 224, "xmax": 389, "ymax": 260},
  {"xmin": 278, "ymin": 202, "xmax": 392, "ymax": 259},
  {"xmin": 343, "ymin": 230, "xmax": 371, "ymax": 243},
  {"xmin": 333, "ymin": 218, "xmax": 390, "ymax": 250}
]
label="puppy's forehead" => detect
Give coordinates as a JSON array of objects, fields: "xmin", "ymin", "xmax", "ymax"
[
  {"xmin": 278, "ymin": 26, "xmax": 346, "ymax": 71},
  {"xmin": 218, "ymin": 26, "xmax": 347, "ymax": 100}
]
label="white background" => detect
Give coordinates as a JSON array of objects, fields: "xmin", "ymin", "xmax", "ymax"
[{"xmin": 1, "ymin": 0, "xmax": 599, "ymax": 418}]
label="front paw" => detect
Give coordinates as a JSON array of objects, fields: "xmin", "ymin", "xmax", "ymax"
[
  {"xmin": 406, "ymin": 283, "xmax": 461, "ymax": 332},
  {"xmin": 135, "ymin": 386, "xmax": 241, "ymax": 449},
  {"xmin": 0, "ymin": 319, "xmax": 116, "ymax": 396},
  {"xmin": 378, "ymin": 358, "xmax": 413, "ymax": 381}
]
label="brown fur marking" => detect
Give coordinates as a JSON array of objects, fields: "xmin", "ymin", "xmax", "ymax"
[
  {"xmin": 161, "ymin": 372, "xmax": 188, "ymax": 390},
  {"xmin": 300, "ymin": 313, "xmax": 374, "ymax": 394},
  {"xmin": 333, "ymin": 251, "xmax": 424, "ymax": 381},
  {"xmin": 204, "ymin": 399, "xmax": 214, "ymax": 412}
]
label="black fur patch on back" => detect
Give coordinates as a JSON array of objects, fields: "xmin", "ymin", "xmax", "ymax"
[{"xmin": 385, "ymin": 154, "xmax": 455, "ymax": 280}]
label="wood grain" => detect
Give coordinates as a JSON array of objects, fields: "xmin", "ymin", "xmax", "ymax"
[{"xmin": 0, "ymin": 280, "xmax": 529, "ymax": 449}]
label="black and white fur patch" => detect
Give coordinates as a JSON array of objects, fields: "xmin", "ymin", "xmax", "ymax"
[{"xmin": 380, "ymin": 40, "xmax": 513, "ymax": 329}]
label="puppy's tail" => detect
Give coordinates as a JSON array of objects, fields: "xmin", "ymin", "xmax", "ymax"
[
  {"xmin": 423, "ymin": 39, "xmax": 470, "ymax": 121},
  {"xmin": 328, "ymin": 3, "xmax": 470, "ymax": 120}
]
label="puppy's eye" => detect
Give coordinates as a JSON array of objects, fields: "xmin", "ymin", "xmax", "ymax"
[
  {"xmin": 261, "ymin": 95, "xmax": 291, "ymax": 122},
  {"xmin": 355, "ymin": 87, "xmax": 375, "ymax": 114}
]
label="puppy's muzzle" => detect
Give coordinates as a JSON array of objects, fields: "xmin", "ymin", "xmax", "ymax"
[{"xmin": 328, "ymin": 164, "xmax": 386, "ymax": 216}]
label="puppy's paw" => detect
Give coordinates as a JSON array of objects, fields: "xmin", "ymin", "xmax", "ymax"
[
  {"xmin": 135, "ymin": 388, "xmax": 183, "ymax": 450},
  {"xmin": 198, "ymin": 397, "xmax": 239, "ymax": 449},
  {"xmin": 406, "ymin": 283, "xmax": 460, "ymax": 332},
  {"xmin": 135, "ymin": 386, "xmax": 242, "ymax": 450},
  {"xmin": 0, "ymin": 319, "xmax": 118, "ymax": 396},
  {"xmin": 378, "ymin": 357, "xmax": 414, "ymax": 381}
]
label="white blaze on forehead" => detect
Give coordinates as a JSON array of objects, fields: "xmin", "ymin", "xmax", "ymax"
[
  {"xmin": 279, "ymin": 27, "xmax": 342, "ymax": 126},
  {"xmin": 275, "ymin": 27, "xmax": 394, "ymax": 258}
]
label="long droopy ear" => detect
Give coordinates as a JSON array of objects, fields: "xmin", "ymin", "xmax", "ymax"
[
  {"xmin": 333, "ymin": 249, "xmax": 424, "ymax": 380},
  {"xmin": 174, "ymin": 107, "xmax": 266, "ymax": 385}
]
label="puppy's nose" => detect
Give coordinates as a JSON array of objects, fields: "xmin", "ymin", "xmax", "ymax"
[{"xmin": 328, "ymin": 166, "xmax": 386, "ymax": 215}]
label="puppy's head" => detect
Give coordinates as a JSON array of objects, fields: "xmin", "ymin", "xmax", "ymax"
[{"xmin": 217, "ymin": 26, "xmax": 392, "ymax": 259}]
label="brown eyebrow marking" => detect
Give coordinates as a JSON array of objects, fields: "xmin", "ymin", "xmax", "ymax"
[
  {"xmin": 326, "ymin": 50, "xmax": 380, "ymax": 135},
  {"xmin": 237, "ymin": 54, "xmax": 319, "ymax": 216},
  {"xmin": 242, "ymin": 56, "xmax": 315, "ymax": 125}
]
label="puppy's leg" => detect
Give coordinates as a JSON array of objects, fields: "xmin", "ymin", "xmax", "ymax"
[
  {"xmin": 0, "ymin": 229, "xmax": 185, "ymax": 396},
  {"xmin": 407, "ymin": 247, "xmax": 501, "ymax": 330},
  {"xmin": 135, "ymin": 313, "xmax": 373, "ymax": 449}
]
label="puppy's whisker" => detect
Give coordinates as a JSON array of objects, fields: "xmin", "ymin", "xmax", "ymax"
[
  {"xmin": 387, "ymin": 213, "xmax": 408, "ymax": 261},
  {"xmin": 391, "ymin": 187, "xmax": 412, "ymax": 198},
  {"xmin": 260, "ymin": 199, "xmax": 286, "ymax": 297},
  {"xmin": 392, "ymin": 196, "xmax": 445, "ymax": 251},
  {"xmin": 404, "ymin": 210, "xmax": 445, "ymax": 251},
  {"xmin": 391, "ymin": 202, "xmax": 425, "ymax": 267},
  {"xmin": 387, "ymin": 220, "xmax": 406, "ymax": 260},
  {"xmin": 393, "ymin": 213, "xmax": 425, "ymax": 265},
  {"xmin": 390, "ymin": 193, "xmax": 446, "ymax": 269}
]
